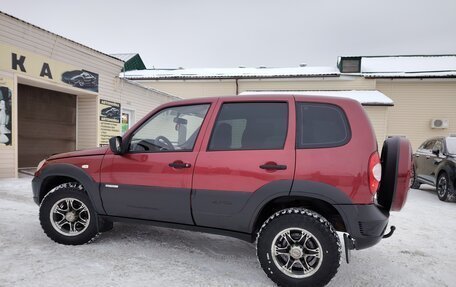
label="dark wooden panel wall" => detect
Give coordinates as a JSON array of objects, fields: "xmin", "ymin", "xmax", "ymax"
[{"xmin": 18, "ymin": 84, "xmax": 76, "ymax": 168}]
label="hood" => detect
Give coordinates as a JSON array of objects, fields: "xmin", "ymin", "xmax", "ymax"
[{"xmin": 47, "ymin": 147, "xmax": 108, "ymax": 160}]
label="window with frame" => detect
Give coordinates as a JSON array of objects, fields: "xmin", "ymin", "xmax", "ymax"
[
  {"xmin": 129, "ymin": 104, "xmax": 209, "ymax": 152},
  {"xmin": 422, "ymin": 140, "xmax": 436, "ymax": 151},
  {"xmin": 433, "ymin": 140, "xmax": 443, "ymax": 153},
  {"xmin": 296, "ymin": 102, "xmax": 351, "ymax": 148},
  {"xmin": 208, "ymin": 102, "xmax": 288, "ymax": 151}
]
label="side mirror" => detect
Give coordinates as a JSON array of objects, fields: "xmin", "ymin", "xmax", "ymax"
[
  {"xmin": 109, "ymin": 136, "xmax": 124, "ymax": 155},
  {"xmin": 432, "ymin": 147, "xmax": 440, "ymax": 156}
]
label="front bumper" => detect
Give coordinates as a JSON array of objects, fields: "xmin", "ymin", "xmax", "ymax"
[{"xmin": 336, "ymin": 204, "xmax": 389, "ymax": 250}]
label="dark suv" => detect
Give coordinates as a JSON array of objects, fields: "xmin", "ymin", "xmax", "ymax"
[
  {"xmin": 411, "ymin": 136, "xmax": 456, "ymax": 201},
  {"xmin": 32, "ymin": 94, "xmax": 412, "ymax": 287}
]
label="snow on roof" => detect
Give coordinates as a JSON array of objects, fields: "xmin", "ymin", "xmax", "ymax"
[
  {"xmin": 110, "ymin": 53, "xmax": 138, "ymax": 62},
  {"xmin": 363, "ymin": 71, "xmax": 456, "ymax": 78},
  {"xmin": 120, "ymin": 66, "xmax": 340, "ymax": 79},
  {"xmin": 360, "ymin": 55, "xmax": 456, "ymax": 78},
  {"xmin": 240, "ymin": 90, "xmax": 394, "ymax": 106}
]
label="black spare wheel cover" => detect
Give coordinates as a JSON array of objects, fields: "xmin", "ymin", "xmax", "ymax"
[{"xmin": 378, "ymin": 137, "xmax": 412, "ymax": 211}]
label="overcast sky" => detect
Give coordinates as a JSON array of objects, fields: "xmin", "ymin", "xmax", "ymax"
[{"xmin": 1, "ymin": 0, "xmax": 455, "ymax": 69}]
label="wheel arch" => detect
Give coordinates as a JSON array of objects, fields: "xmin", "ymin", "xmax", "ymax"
[
  {"xmin": 251, "ymin": 195, "xmax": 348, "ymax": 236},
  {"xmin": 36, "ymin": 163, "xmax": 105, "ymax": 214},
  {"xmin": 39, "ymin": 175, "xmax": 81, "ymax": 202}
]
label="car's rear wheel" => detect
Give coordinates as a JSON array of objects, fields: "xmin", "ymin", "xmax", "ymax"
[
  {"xmin": 39, "ymin": 182, "xmax": 99, "ymax": 245},
  {"xmin": 437, "ymin": 173, "xmax": 453, "ymax": 202},
  {"xmin": 257, "ymin": 208, "xmax": 341, "ymax": 287}
]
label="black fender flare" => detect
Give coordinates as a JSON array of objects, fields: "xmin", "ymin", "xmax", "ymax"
[
  {"xmin": 289, "ymin": 180, "xmax": 358, "ymax": 235},
  {"xmin": 34, "ymin": 163, "xmax": 105, "ymax": 214},
  {"xmin": 247, "ymin": 180, "xmax": 356, "ymax": 235}
]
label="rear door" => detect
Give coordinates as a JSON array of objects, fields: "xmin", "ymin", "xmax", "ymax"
[{"xmin": 191, "ymin": 97, "xmax": 296, "ymax": 232}]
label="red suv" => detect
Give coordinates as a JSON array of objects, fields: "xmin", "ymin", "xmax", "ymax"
[{"xmin": 32, "ymin": 94, "xmax": 412, "ymax": 287}]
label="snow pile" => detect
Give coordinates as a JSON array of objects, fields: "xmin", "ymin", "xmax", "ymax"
[{"xmin": 0, "ymin": 177, "xmax": 455, "ymax": 286}]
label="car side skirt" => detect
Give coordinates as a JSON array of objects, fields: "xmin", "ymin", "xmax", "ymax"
[{"xmin": 100, "ymin": 215, "xmax": 254, "ymax": 242}]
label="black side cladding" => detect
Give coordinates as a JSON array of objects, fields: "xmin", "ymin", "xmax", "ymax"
[{"xmin": 377, "ymin": 137, "xmax": 400, "ymax": 211}]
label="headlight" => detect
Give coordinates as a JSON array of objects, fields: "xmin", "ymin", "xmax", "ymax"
[{"xmin": 36, "ymin": 159, "xmax": 47, "ymax": 174}]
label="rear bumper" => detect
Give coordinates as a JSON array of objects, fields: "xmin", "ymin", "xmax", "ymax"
[{"xmin": 336, "ymin": 204, "xmax": 389, "ymax": 250}]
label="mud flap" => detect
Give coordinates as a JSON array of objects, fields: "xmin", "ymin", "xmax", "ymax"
[{"xmin": 343, "ymin": 233, "xmax": 355, "ymax": 264}]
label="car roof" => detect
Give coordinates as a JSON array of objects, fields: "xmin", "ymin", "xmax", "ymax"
[{"xmin": 168, "ymin": 94, "xmax": 359, "ymax": 106}]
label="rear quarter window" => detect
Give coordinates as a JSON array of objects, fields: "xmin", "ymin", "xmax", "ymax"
[{"xmin": 296, "ymin": 102, "xmax": 351, "ymax": 148}]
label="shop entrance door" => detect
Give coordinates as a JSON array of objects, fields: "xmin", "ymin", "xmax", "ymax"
[{"xmin": 18, "ymin": 84, "xmax": 76, "ymax": 168}]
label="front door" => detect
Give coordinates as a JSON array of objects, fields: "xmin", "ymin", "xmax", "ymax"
[
  {"xmin": 414, "ymin": 140, "xmax": 435, "ymax": 184},
  {"xmin": 100, "ymin": 103, "xmax": 213, "ymax": 224},
  {"xmin": 191, "ymin": 98, "xmax": 296, "ymax": 232}
]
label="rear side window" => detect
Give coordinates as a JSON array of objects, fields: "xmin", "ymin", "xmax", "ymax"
[
  {"xmin": 296, "ymin": 103, "xmax": 351, "ymax": 148},
  {"xmin": 208, "ymin": 102, "xmax": 288, "ymax": 151}
]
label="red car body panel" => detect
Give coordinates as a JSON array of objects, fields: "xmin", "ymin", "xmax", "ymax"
[
  {"xmin": 293, "ymin": 96, "xmax": 378, "ymax": 204},
  {"xmin": 193, "ymin": 95, "xmax": 296, "ymax": 193}
]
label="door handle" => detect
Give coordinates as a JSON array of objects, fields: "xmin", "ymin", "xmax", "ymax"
[
  {"xmin": 426, "ymin": 156, "xmax": 430, "ymax": 159},
  {"xmin": 415, "ymin": 154, "xmax": 420, "ymax": 158},
  {"xmin": 169, "ymin": 161, "xmax": 191, "ymax": 169},
  {"xmin": 260, "ymin": 163, "xmax": 287, "ymax": 170}
]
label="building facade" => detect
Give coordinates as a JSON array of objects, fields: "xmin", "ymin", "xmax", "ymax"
[
  {"xmin": 123, "ymin": 57, "xmax": 456, "ymax": 151},
  {"xmin": 0, "ymin": 12, "xmax": 178, "ymax": 178}
]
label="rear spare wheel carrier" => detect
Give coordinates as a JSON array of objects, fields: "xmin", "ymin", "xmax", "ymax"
[{"xmin": 377, "ymin": 137, "xmax": 413, "ymax": 211}]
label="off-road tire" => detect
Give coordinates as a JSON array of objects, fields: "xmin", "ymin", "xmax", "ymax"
[
  {"xmin": 256, "ymin": 208, "xmax": 341, "ymax": 287},
  {"xmin": 39, "ymin": 182, "xmax": 100, "ymax": 245}
]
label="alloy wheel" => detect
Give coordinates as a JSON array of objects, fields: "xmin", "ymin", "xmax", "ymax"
[
  {"xmin": 271, "ymin": 227, "xmax": 323, "ymax": 278},
  {"xmin": 50, "ymin": 197, "xmax": 91, "ymax": 236}
]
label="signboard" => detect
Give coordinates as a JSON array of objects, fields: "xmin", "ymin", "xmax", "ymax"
[
  {"xmin": 0, "ymin": 77, "xmax": 13, "ymax": 146},
  {"xmin": 0, "ymin": 43, "xmax": 98, "ymax": 92},
  {"xmin": 99, "ymin": 99, "xmax": 121, "ymax": 146}
]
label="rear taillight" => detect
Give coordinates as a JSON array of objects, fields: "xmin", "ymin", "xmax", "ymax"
[{"xmin": 369, "ymin": 152, "xmax": 382, "ymax": 194}]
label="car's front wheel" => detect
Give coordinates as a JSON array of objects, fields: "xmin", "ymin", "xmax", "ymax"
[
  {"xmin": 437, "ymin": 172, "xmax": 454, "ymax": 202},
  {"xmin": 257, "ymin": 208, "xmax": 341, "ymax": 287},
  {"xmin": 39, "ymin": 182, "xmax": 99, "ymax": 245},
  {"xmin": 410, "ymin": 165, "xmax": 421, "ymax": 189}
]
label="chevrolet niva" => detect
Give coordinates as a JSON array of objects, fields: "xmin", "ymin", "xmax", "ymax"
[{"xmin": 33, "ymin": 94, "xmax": 412, "ymax": 287}]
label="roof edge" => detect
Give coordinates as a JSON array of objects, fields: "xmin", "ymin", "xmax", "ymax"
[{"xmin": 0, "ymin": 10, "xmax": 123, "ymax": 64}]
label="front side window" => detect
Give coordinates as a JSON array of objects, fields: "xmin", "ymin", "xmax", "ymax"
[
  {"xmin": 433, "ymin": 140, "xmax": 443, "ymax": 153},
  {"xmin": 296, "ymin": 103, "xmax": 351, "ymax": 148},
  {"xmin": 129, "ymin": 104, "xmax": 209, "ymax": 152},
  {"xmin": 208, "ymin": 102, "xmax": 288, "ymax": 151},
  {"xmin": 422, "ymin": 140, "xmax": 435, "ymax": 151}
]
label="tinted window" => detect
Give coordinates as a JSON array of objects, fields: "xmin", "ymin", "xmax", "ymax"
[
  {"xmin": 422, "ymin": 140, "xmax": 435, "ymax": 150},
  {"xmin": 296, "ymin": 103, "xmax": 350, "ymax": 148},
  {"xmin": 129, "ymin": 104, "xmax": 209, "ymax": 152},
  {"xmin": 208, "ymin": 102, "xmax": 288, "ymax": 151}
]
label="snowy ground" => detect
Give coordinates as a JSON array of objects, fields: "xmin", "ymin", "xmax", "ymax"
[{"xmin": 0, "ymin": 177, "xmax": 454, "ymax": 287}]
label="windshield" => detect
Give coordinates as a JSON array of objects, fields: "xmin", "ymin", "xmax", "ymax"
[{"xmin": 446, "ymin": 138, "xmax": 456, "ymax": 154}]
